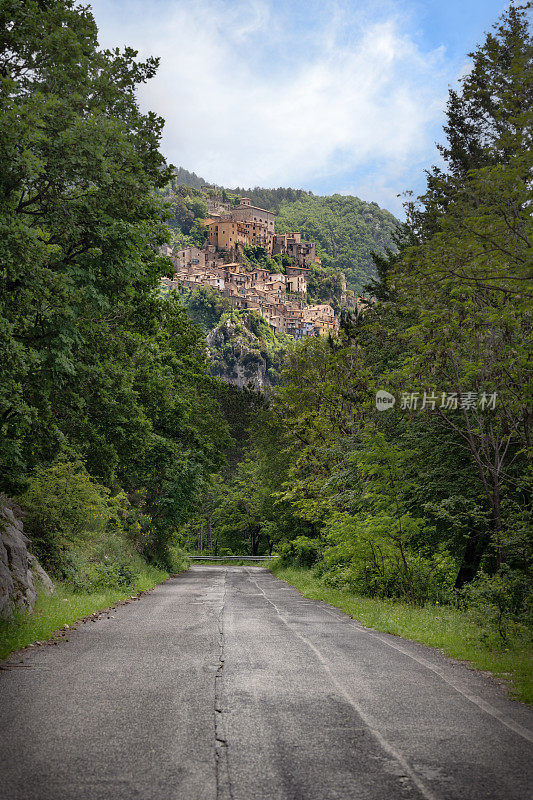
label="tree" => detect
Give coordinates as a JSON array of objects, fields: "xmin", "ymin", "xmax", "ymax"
[
  {"xmin": 394, "ymin": 4, "xmax": 532, "ymax": 583},
  {"xmin": 410, "ymin": 2, "xmax": 532, "ymax": 236},
  {"xmin": 0, "ymin": 0, "xmax": 169, "ymax": 481},
  {"xmin": 186, "ymin": 285, "xmax": 232, "ymax": 330},
  {"xmin": 307, "ymin": 264, "xmax": 345, "ymax": 307},
  {"xmin": 274, "ymin": 193, "xmax": 398, "ymax": 289},
  {"xmin": 0, "ymin": 0, "xmax": 228, "ymax": 566}
]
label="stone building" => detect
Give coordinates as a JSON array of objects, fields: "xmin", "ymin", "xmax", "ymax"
[
  {"xmin": 205, "ymin": 198, "xmax": 275, "ymax": 255},
  {"xmin": 272, "ymin": 232, "xmax": 316, "ymax": 267},
  {"xmin": 230, "ymin": 198, "xmax": 275, "ymax": 234},
  {"xmin": 175, "ymin": 245, "xmax": 206, "ymax": 270},
  {"xmin": 302, "ymin": 304, "xmax": 336, "ymax": 335},
  {"xmin": 286, "ymin": 265, "xmax": 310, "ymax": 294}
]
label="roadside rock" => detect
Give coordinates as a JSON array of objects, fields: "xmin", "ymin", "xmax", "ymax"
[
  {"xmin": 0, "ymin": 496, "xmax": 54, "ymax": 618},
  {"xmin": 28, "ymin": 553, "xmax": 55, "ymax": 594}
]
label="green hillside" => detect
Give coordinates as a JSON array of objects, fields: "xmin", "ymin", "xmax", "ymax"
[{"xmin": 275, "ymin": 193, "xmax": 397, "ymax": 289}]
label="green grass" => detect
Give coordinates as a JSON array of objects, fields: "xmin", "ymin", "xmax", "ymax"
[
  {"xmin": 271, "ymin": 565, "xmax": 533, "ymax": 704},
  {"xmin": 0, "ymin": 564, "xmax": 169, "ymax": 660},
  {"xmin": 190, "ymin": 559, "xmax": 268, "ymax": 566}
]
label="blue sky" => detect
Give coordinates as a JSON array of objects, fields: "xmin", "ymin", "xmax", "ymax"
[{"xmin": 89, "ymin": 0, "xmax": 510, "ymax": 215}]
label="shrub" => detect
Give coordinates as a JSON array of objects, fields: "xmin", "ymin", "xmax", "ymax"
[
  {"xmin": 321, "ymin": 551, "xmax": 456, "ymax": 606},
  {"xmin": 16, "ymin": 458, "xmax": 169, "ymax": 593},
  {"xmin": 165, "ymin": 545, "xmax": 190, "ymax": 573},
  {"xmin": 279, "ymin": 536, "xmax": 322, "ymax": 567},
  {"xmin": 60, "ymin": 530, "xmax": 148, "ymax": 592},
  {"xmin": 459, "ymin": 567, "xmax": 533, "ymax": 642},
  {"xmin": 18, "ymin": 456, "xmax": 112, "ymax": 573},
  {"xmin": 321, "ymin": 510, "xmax": 457, "ymax": 605}
]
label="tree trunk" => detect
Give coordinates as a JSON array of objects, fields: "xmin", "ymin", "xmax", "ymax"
[
  {"xmin": 492, "ymin": 482, "xmax": 503, "ymax": 569},
  {"xmin": 250, "ymin": 526, "xmax": 259, "ymax": 556},
  {"xmin": 454, "ymin": 527, "xmax": 490, "ymax": 589},
  {"xmin": 206, "ymin": 518, "xmax": 212, "ymax": 552}
]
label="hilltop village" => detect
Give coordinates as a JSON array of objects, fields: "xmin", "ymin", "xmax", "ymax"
[{"xmin": 162, "ymin": 196, "xmax": 341, "ymax": 338}]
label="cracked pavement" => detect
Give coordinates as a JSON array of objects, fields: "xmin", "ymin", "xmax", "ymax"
[{"xmin": 0, "ymin": 566, "xmax": 532, "ymax": 800}]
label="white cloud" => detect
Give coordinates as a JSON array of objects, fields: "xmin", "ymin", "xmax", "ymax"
[{"xmin": 90, "ymin": 0, "xmax": 453, "ymax": 211}]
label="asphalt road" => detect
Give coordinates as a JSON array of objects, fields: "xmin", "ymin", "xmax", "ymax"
[{"xmin": 1, "ymin": 566, "xmax": 532, "ymax": 800}]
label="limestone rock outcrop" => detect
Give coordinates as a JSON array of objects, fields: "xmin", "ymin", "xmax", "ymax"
[
  {"xmin": 206, "ymin": 317, "xmax": 285, "ymax": 390},
  {"xmin": 0, "ymin": 496, "xmax": 54, "ymax": 618}
]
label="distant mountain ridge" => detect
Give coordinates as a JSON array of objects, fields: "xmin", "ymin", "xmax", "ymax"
[{"xmin": 171, "ymin": 168, "xmax": 399, "ymax": 290}]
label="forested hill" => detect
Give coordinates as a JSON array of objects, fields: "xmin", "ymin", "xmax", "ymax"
[
  {"xmin": 172, "ymin": 173, "xmax": 399, "ymax": 290},
  {"xmin": 274, "ymin": 193, "xmax": 397, "ymax": 289},
  {"xmin": 173, "ymin": 166, "xmax": 209, "ymax": 189}
]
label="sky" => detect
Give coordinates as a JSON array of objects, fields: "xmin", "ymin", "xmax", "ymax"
[{"xmin": 89, "ymin": 0, "xmax": 511, "ymax": 215}]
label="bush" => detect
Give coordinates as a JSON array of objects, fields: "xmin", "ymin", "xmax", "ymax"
[
  {"xmin": 16, "ymin": 458, "xmax": 174, "ymax": 592},
  {"xmin": 320, "ymin": 551, "xmax": 456, "ymax": 606},
  {"xmin": 18, "ymin": 457, "xmax": 113, "ymax": 572},
  {"xmin": 278, "ymin": 536, "xmax": 322, "ymax": 567},
  {"xmin": 459, "ymin": 567, "xmax": 533, "ymax": 642},
  {"xmin": 165, "ymin": 545, "xmax": 190, "ymax": 574},
  {"xmin": 321, "ymin": 511, "xmax": 457, "ymax": 605},
  {"xmin": 60, "ymin": 531, "xmax": 144, "ymax": 592},
  {"xmin": 115, "ymin": 489, "xmax": 153, "ymax": 555}
]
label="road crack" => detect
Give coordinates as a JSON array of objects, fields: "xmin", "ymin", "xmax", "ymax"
[{"xmin": 214, "ymin": 571, "xmax": 233, "ymax": 800}]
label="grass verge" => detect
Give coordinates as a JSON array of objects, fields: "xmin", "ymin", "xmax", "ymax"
[
  {"xmin": 270, "ymin": 565, "xmax": 533, "ymax": 704},
  {"xmin": 190, "ymin": 559, "xmax": 268, "ymax": 566},
  {"xmin": 0, "ymin": 564, "xmax": 169, "ymax": 660}
]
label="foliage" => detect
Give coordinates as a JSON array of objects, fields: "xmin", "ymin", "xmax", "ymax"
[
  {"xmin": 459, "ymin": 567, "xmax": 532, "ymax": 642},
  {"xmin": 17, "ymin": 455, "xmax": 190, "ymax": 583},
  {"xmin": 190, "ymin": 7, "xmax": 531, "ymax": 656},
  {"xmin": 227, "ymin": 186, "xmax": 313, "ymax": 213},
  {"xmin": 274, "ymin": 193, "xmax": 398, "ymax": 290},
  {"xmin": 183, "ymin": 457, "xmax": 273, "ymax": 558},
  {"xmin": 161, "ymin": 183, "xmax": 209, "ymax": 246},
  {"xmin": 19, "ymin": 457, "xmax": 114, "ymax": 572},
  {"xmin": 278, "ymin": 536, "xmax": 322, "ymax": 567},
  {"xmin": 307, "ymin": 264, "xmax": 345, "ymax": 307},
  {"xmin": 393, "ymin": 3, "xmax": 532, "ymax": 587},
  {"xmin": 0, "ymin": 1, "xmax": 227, "ymax": 584},
  {"xmin": 207, "ymin": 310, "xmax": 291, "ymax": 388},
  {"xmin": 61, "ymin": 534, "xmax": 143, "ymax": 592},
  {"xmin": 172, "ymin": 167, "xmax": 208, "ymax": 189},
  {"xmin": 1, "ymin": 0, "xmax": 530, "ymax": 675},
  {"xmin": 184, "ymin": 285, "xmax": 232, "ymax": 331},
  {"xmin": 241, "ymin": 245, "xmax": 284, "ymax": 273}
]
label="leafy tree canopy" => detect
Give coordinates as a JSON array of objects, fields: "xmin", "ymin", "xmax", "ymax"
[{"xmin": 0, "ymin": 0, "xmax": 227, "ymax": 566}]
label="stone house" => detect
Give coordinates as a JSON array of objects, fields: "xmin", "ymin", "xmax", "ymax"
[
  {"xmin": 205, "ymin": 198, "xmax": 275, "ymax": 255},
  {"xmin": 286, "ymin": 265, "xmax": 310, "ymax": 294},
  {"xmin": 163, "ymin": 195, "xmax": 342, "ymax": 339},
  {"xmin": 272, "ymin": 233, "xmax": 316, "ymax": 267}
]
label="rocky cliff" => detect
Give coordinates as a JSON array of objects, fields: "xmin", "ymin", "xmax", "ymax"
[
  {"xmin": 206, "ymin": 313, "xmax": 288, "ymax": 390},
  {"xmin": 0, "ymin": 497, "xmax": 54, "ymax": 618}
]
